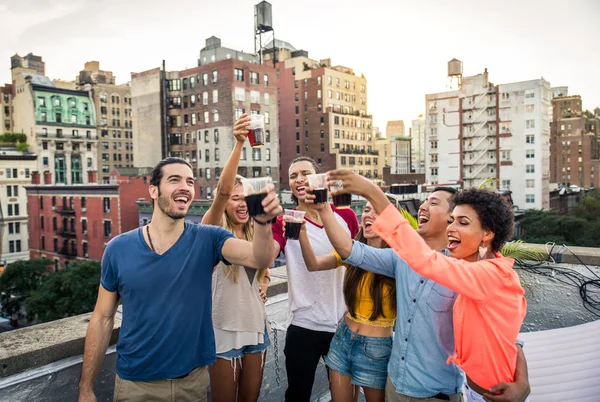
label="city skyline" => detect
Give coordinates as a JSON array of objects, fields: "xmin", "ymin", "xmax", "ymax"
[{"xmin": 1, "ymin": 0, "xmax": 599, "ymax": 133}]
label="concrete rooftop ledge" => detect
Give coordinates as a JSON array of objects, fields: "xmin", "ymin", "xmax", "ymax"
[
  {"xmin": 0, "ymin": 313, "xmax": 121, "ymax": 378},
  {"xmin": 522, "ymin": 243, "xmax": 600, "ymax": 266}
]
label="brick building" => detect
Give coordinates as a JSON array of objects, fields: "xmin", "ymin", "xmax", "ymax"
[
  {"xmin": 131, "ymin": 36, "xmax": 280, "ymax": 198},
  {"xmin": 549, "ymin": 95, "xmax": 600, "ymax": 188},
  {"xmin": 266, "ymin": 43, "xmax": 381, "ymax": 188},
  {"xmin": 1, "ymin": 84, "xmax": 13, "ymax": 134},
  {"xmin": 26, "ymin": 167, "xmax": 155, "ymax": 270}
]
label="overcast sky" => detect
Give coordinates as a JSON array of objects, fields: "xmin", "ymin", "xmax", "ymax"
[{"xmin": 1, "ymin": 0, "xmax": 599, "ymax": 133}]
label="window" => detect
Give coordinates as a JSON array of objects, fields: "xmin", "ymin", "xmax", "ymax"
[
  {"xmin": 431, "ymin": 141, "xmax": 438, "ymax": 149},
  {"xmin": 501, "ymin": 150, "xmax": 511, "ymax": 161},
  {"xmin": 264, "ymin": 74, "xmax": 269, "ymax": 86},
  {"xmin": 526, "ymin": 135, "xmax": 535, "ymax": 144},
  {"xmin": 82, "ymin": 197, "xmax": 86, "ymax": 210},
  {"xmin": 253, "ymin": 148, "xmax": 261, "ymax": 161},
  {"xmin": 526, "ymin": 164, "xmax": 535, "ymax": 173},
  {"xmin": 526, "ymin": 119, "xmax": 535, "ymax": 129},
  {"xmin": 214, "ymin": 148, "xmax": 220, "ymax": 161},
  {"xmin": 83, "ymin": 242, "xmax": 88, "ymax": 257},
  {"xmin": 213, "ymin": 90, "xmax": 218, "ymax": 103},
  {"xmin": 104, "ymin": 221, "xmax": 112, "ymax": 237},
  {"xmin": 213, "ymin": 109, "xmax": 219, "ymax": 122},
  {"xmin": 525, "ymin": 194, "xmax": 535, "ymax": 203},
  {"xmin": 526, "ymin": 104, "xmax": 535, "ymax": 113},
  {"xmin": 526, "ymin": 179, "xmax": 535, "ymax": 188},
  {"xmin": 212, "ymin": 71, "xmax": 218, "ymax": 83},
  {"xmin": 250, "ymin": 72, "xmax": 259, "ymax": 84},
  {"xmin": 241, "ymin": 148, "xmax": 247, "ymax": 161},
  {"xmin": 296, "ymin": 145, "xmax": 300, "ymax": 154},
  {"xmin": 526, "ymin": 150, "xmax": 535, "ymax": 158},
  {"xmin": 235, "ymin": 68, "xmax": 244, "ymax": 82},
  {"xmin": 103, "ymin": 197, "xmax": 110, "ymax": 213},
  {"xmin": 431, "ymin": 168, "xmax": 438, "ymax": 176},
  {"xmin": 525, "ymin": 90, "xmax": 535, "ymax": 98},
  {"xmin": 501, "ymin": 180, "xmax": 511, "ymax": 190},
  {"xmin": 234, "ymin": 87, "xmax": 245, "ymax": 102},
  {"xmin": 265, "ymin": 112, "xmax": 270, "ymax": 124},
  {"xmin": 265, "ymin": 148, "xmax": 271, "ymax": 161},
  {"xmin": 235, "ymin": 108, "xmax": 245, "ymax": 120},
  {"xmin": 265, "ymin": 130, "xmax": 271, "ymax": 143},
  {"xmin": 250, "ymin": 90, "xmax": 260, "ymax": 104},
  {"xmin": 205, "ymin": 168, "xmax": 211, "ymax": 180},
  {"xmin": 204, "ymin": 111, "xmax": 209, "ymax": 123},
  {"xmin": 202, "ymin": 91, "xmax": 208, "ymax": 105},
  {"xmin": 264, "ymin": 93, "xmax": 270, "ymax": 105}
]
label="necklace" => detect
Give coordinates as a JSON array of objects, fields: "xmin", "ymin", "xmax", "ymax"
[{"xmin": 146, "ymin": 225, "xmax": 156, "ymax": 252}]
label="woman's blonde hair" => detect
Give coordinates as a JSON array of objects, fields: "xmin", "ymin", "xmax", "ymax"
[{"xmin": 221, "ymin": 175, "xmax": 267, "ymax": 283}]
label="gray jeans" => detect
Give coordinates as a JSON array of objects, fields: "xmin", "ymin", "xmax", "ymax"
[{"xmin": 385, "ymin": 377, "xmax": 464, "ymax": 402}]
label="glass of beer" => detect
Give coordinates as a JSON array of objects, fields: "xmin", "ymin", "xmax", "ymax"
[
  {"xmin": 243, "ymin": 176, "xmax": 272, "ymax": 216},
  {"xmin": 248, "ymin": 115, "xmax": 265, "ymax": 148},
  {"xmin": 306, "ymin": 174, "xmax": 329, "ymax": 204},
  {"xmin": 284, "ymin": 210, "xmax": 306, "ymax": 240},
  {"xmin": 329, "ymin": 180, "xmax": 351, "ymax": 208}
]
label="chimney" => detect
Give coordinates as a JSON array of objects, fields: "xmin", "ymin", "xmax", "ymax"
[
  {"xmin": 31, "ymin": 171, "xmax": 40, "ymax": 184},
  {"xmin": 88, "ymin": 170, "xmax": 97, "ymax": 184},
  {"xmin": 43, "ymin": 170, "xmax": 52, "ymax": 184}
]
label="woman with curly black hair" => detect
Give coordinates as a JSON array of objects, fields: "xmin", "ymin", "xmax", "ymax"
[{"xmin": 326, "ymin": 170, "xmax": 528, "ymax": 402}]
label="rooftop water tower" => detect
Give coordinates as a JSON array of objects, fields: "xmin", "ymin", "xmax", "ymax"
[
  {"xmin": 447, "ymin": 58, "xmax": 463, "ymax": 90},
  {"xmin": 254, "ymin": 1, "xmax": 276, "ymax": 65}
]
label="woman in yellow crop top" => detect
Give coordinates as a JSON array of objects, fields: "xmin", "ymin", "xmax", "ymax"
[{"xmin": 287, "ymin": 195, "xmax": 396, "ymax": 402}]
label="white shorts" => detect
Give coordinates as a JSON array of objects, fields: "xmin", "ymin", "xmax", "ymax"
[{"xmin": 464, "ymin": 383, "xmax": 531, "ymax": 402}]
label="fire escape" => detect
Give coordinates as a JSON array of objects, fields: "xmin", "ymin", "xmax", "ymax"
[{"xmin": 461, "ymin": 85, "xmax": 497, "ymax": 189}]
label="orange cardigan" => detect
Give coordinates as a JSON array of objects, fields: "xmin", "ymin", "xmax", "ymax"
[{"xmin": 372, "ymin": 204, "xmax": 526, "ymax": 390}]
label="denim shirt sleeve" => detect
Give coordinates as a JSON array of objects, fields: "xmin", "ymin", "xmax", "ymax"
[{"xmin": 342, "ymin": 240, "xmax": 397, "ymax": 279}]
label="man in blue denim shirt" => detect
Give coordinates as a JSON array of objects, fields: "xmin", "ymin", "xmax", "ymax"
[{"xmin": 325, "ymin": 187, "xmax": 530, "ymax": 402}]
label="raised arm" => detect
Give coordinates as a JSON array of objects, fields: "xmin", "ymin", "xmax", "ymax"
[
  {"xmin": 372, "ymin": 204, "xmax": 508, "ymax": 301},
  {"xmin": 221, "ymin": 183, "xmax": 282, "ymax": 269},
  {"xmin": 202, "ymin": 114, "xmax": 250, "ymax": 225},
  {"xmin": 296, "ymin": 220, "xmax": 339, "ymax": 271},
  {"xmin": 78, "ymin": 286, "xmax": 119, "ymax": 401},
  {"xmin": 327, "ymin": 169, "xmax": 509, "ymax": 301}
]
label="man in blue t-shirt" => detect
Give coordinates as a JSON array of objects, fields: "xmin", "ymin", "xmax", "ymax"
[{"xmin": 78, "ymin": 157, "xmax": 282, "ymax": 402}]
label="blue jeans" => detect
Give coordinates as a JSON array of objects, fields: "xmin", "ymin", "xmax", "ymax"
[
  {"xmin": 324, "ymin": 319, "xmax": 393, "ymax": 390},
  {"xmin": 215, "ymin": 330, "xmax": 270, "ymax": 360}
]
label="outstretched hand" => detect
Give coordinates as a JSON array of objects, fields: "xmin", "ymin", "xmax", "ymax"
[
  {"xmin": 303, "ymin": 186, "xmax": 329, "ymax": 211},
  {"xmin": 233, "ymin": 113, "xmax": 250, "ymax": 143},
  {"xmin": 326, "ymin": 169, "xmax": 378, "ymax": 198}
]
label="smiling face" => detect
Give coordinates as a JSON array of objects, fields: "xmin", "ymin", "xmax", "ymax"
[
  {"xmin": 417, "ymin": 190, "xmax": 453, "ymax": 239},
  {"xmin": 289, "ymin": 160, "xmax": 317, "ymax": 203},
  {"xmin": 361, "ymin": 201, "xmax": 381, "ymax": 240},
  {"xmin": 446, "ymin": 204, "xmax": 494, "ymax": 261},
  {"xmin": 150, "ymin": 163, "xmax": 195, "ymax": 220},
  {"xmin": 226, "ymin": 183, "xmax": 249, "ymax": 225}
]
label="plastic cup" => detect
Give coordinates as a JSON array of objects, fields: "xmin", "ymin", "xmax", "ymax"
[
  {"xmin": 329, "ymin": 180, "xmax": 351, "ymax": 208},
  {"xmin": 243, "ymin": 176, "xmax": 272, "ymax": 216},
  {"xmin": 248, "ymin": 115, "xmax": 265, "ymax": 148},
  {"xmin": 284, "ymin": 210, "xmax": 306, "ymax": 240},
  {"xmin": 306, "ymin": 173, "xmax": 328, "ymax": 204}
]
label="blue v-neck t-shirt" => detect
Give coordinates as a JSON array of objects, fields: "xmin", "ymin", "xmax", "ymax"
[{"xmin": 101, "ymin": 222, "xmax": 234, "ymax": 381}]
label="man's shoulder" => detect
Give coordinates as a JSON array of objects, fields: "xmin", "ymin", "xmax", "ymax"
[
  {"xmin": 107, "ymin": 227, "xmax": 140, "ymax": 249},
  {"xmin": 191, "ymin": 222, "xmax": 234, "ymax": 240}
]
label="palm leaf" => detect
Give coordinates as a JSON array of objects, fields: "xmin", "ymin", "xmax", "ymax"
[
  {"xmin": 478, "ymin": 177, "xmax": 497, "ymax": 190},
  {"xmin": 400, "ymin": 208, "xmax": 419, "ymax": 230},
  {"xmin": 501, "ymin": 240, "xmax": 547, "ymax": 263}
]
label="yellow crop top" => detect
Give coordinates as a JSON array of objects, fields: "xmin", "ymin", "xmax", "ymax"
[{"xmin": 332, "ymin": 250, "xmax": 396, "ymax": 327}]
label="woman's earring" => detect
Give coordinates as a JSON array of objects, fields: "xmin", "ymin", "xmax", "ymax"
[{"xmin": 478, "ymin": 243, "xmax": 488, "ymax": 260}]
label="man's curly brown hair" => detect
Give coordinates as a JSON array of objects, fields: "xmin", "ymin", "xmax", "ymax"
[{"xmin": 453, "ymin": 189, "xmax": 514, "ymax": 252}]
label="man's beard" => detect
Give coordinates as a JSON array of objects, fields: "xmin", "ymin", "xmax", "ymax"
[{"xmin": 157, "ymin": 188, "xmax": 187, "ymax": 220}]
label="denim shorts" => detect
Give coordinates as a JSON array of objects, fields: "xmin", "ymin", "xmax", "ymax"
[
  {"xmin": 324, "ymin": 319, "xmax": 392, "ymax": 390},
  {"xmin": 216, "ymin": 330, "xmax": 271, "ymax": 360}
]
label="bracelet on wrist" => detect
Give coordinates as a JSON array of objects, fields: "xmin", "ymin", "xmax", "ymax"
[{"xmin": 253, "ymin": 216, "xmax": 276, "ymax": 226}]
